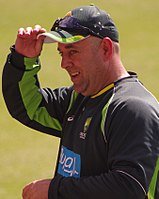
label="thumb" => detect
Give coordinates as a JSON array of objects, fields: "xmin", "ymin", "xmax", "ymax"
[{"xmin": 36, "ymin": 35, "xmax": 46, "ymax": 56}]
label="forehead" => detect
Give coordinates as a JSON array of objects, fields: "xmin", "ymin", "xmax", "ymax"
[
  {"xmin": 57, "ymin": 39, "xmax": 87, "ymax": 51},
  {"xmin": 57, "ymin": 36, "xmax": 101, "ymax": 51}
]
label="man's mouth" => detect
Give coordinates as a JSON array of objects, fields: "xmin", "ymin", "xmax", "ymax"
[
  {"xmin": 71, "ymin": 72, "xmax": 80, "ymax": 77},
  {"xmin": 70, "ymin": 72, "xmax": 80, "ymax": 82}
]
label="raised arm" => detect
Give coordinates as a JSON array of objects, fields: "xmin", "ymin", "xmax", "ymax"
[{"xmin": 2, "ymin": 26, "xmax": 73, "ymax": 137}]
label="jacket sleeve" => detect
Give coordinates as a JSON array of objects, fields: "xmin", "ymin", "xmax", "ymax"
[
  {"xmin": 2, "ymin": 48, "xmax": 72, "ymax": 137},
  {"xmin": 48, "ymin": 172, "xmax": 145, "ymax": 199}
]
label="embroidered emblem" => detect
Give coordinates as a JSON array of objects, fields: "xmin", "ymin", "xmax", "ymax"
[{"xmin": 80, "ymin": 117, "xmax": 92, "ymax": 140}]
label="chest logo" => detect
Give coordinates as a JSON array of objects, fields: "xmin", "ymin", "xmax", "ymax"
[
  {"xmin": 57, "ymin": 145, "xmax": 81, "ymax": 178},
  {"xmin": 80, "ymin": 117, "xmax": 92, "ymax": 140}
]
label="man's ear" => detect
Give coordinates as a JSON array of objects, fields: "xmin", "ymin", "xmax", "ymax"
[{"xmin": 101, "ymin": 37, "xmax": 113, "ymax": 60}]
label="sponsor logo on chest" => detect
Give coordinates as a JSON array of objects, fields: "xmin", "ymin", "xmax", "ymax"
[{"xmin": 57, "ymin": 146, "xmax": 81, "ymax": 178}]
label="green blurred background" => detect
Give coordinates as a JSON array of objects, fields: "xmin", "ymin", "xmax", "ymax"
[{"xmin": 0, "ymin": 0, "xmax": 159, "ymax": 198}]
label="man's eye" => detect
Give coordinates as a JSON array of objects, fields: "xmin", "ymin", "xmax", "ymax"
[{"xmin": 70, "ymin": 50, "xmax": 78, "ymax": 56}]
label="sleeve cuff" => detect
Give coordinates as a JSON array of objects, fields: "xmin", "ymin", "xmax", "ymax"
[{"xmin": 8, "ymin": 45, "xmax": 38, "ymax": 70}]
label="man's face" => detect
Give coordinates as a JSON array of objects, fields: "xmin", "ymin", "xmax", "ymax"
[{"xmin": 58, "ymin": 36, "xmax": 108, "ymax": 96}]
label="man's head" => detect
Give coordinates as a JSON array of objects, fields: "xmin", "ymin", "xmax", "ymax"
[
  {"xmin": 41, "ymin": 5, "xmax": 119, "ymax": 44},
  {"xmin": 40, "ymin": 5, "xmax": 127, "ymax": 96}
]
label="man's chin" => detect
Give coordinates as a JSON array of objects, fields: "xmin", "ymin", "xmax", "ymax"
[
  {"xmin": 73, "ymin": 85, "xmax": 83, "ymax": 95},
  {"xmin": 73, "ymin": 84, "xmax": 89, "ymax": 96}
]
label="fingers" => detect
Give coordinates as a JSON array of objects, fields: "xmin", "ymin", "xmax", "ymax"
[
  {"xmin": 18, "ymin": 27, "xmax": 33, "ymax": 37},
  {"xmin": 15, "ymin": 25, "xmax": 46, "ymax": 57},
  {"xmin": 17, "ymin": 25, "xmax": 46, "ymax": 38},
  {"xmin": 18, "ymin": 28, "xmax": 25, "ymax": 35},
  {"xmin": 33, "ymin": 25, "xmax": 46, "ymax": 34},
  {"xmin": 34, "ymin": 24, "xmax": 41, "ymax": 32}
]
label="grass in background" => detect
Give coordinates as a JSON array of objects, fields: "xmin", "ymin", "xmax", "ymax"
[{"xmin": 0, "ymin": 0, "xmax": 159, "ymax": 198}]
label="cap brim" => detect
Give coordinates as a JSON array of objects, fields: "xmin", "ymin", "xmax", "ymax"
[{"xmin": 39, "ymin": 29, "xmax": 89, "ymax": 44}]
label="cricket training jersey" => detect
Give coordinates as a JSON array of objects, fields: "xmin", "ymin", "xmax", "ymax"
[{"xmin": 2, "ymin": 49, "xmax": 159, "ymax": 199}]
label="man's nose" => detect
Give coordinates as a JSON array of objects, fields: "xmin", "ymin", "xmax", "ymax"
[{"xmin": 61, "ymin": 56, "xmax": 72, "ymax": 69}]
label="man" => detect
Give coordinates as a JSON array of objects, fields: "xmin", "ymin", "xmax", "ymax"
[{"xmin": 2, "ymin": 5, "xmax": 159, "ymax": 199}]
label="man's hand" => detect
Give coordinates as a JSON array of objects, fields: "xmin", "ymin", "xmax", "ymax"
[
  {"xmin": 22, "ymin": 179, "xmax": 51, "ymax": 199},
  {"xmin": 15, "ymin": 25, "xmax": 46, "ymax": 58}
]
